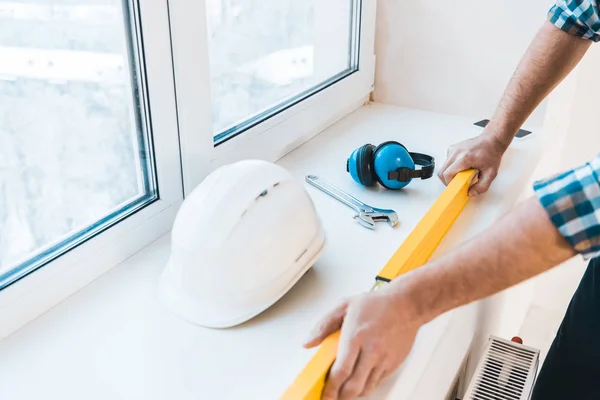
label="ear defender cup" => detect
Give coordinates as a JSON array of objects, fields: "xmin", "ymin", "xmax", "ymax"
[
  {"xmin": 372, "ymin": 141, "xmax": 416, "ymax": 190},
  {"xmin": 346, "ymin": 144, "xmax": 376, "ymax": 186},
  {"xmin": 347, "ymin": 141, "xmax": 435, "ymax": 190}
]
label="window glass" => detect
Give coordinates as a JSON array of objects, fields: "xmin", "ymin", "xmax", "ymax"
[
  {"xmin": 0, "ymin": 0, "xmax": 156, "ymax": 288},
  {"xmin": 206, "ymin": 0, "xmax": 360, "ymax": 141}
]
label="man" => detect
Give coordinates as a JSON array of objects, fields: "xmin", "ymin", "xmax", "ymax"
[{"xmin": 304, "ymin": 1, "xmax": 600, "ymax": 399}]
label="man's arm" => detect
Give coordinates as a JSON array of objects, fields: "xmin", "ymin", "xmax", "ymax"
[
  {"xmin": 305, "ymin": 197, "xmax": 576, "ymax": 400},
  {"xmin": 308, "ymin": 151, "xmax": 600, "ymax": 400},
  {"xmin": 393, "ymin": 196, "xmax": 575, "ymax": 326},
  {"xmin": 484, "ymin": 21, "xmax": 591, "ymax": 149},
  {"xmin": 439, "ymin": 21, "xmax": 592, "ymax": 196}
]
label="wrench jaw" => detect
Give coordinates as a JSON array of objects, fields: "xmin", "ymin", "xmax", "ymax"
[
  {"xmin": 353, "ymin": 213, "xmax": 376, "ymax": 230},
  {"xmin": 354, "ymin": 211, "xmax": 399, "ymax": 229},
  {"xmin": 369, "ymin": 208, "xmax": 400, "ymax": 228},
  {"xmin": 368, "ymin": 212, "xmax": 399, "ymax": 228},
  {"xmin": 383, "ymin": 212, "xmax": 399, "ymax": 227},
  {"xmin": 388, "ymin": 213, "xmax": 400, "ymax": 227}
]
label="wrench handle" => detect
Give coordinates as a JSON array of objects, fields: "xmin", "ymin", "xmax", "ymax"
[{"xmin": 305, "ymin": 175, "xmax": 373, "ymax": 212}]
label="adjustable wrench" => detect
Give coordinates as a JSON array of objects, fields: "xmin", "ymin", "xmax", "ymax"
[{"xmin": 305, "ymin": 175, "xmax": 399, "ymax": 230}]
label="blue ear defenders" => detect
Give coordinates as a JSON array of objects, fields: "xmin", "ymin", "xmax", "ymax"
[{"xmin": 346, "ymin": 141, "xmax": 435, "ymax": 190}]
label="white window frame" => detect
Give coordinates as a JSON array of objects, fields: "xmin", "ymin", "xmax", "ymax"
[
  {"xmin": 0, "ymin": 0, "xmax": 376, "ymax": 340},
  {"xmin": 0, "ymin": 0, "xmax": 183, "ymax": 339},
  {"xmin": 170, "ymin": 0, "xmax": 377, "ymax": 194}
]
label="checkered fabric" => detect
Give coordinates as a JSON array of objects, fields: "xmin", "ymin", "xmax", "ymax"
[
  {"xmin": 534, "ymin": 155, "xmax": 600, "ymax": 260},
  {"xmin": 548, "ymin": 0, "xmax": 600, "ymax": 41}
]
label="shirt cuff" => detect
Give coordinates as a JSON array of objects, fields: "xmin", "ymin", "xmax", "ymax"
[
  {"xmin": 548, "ymin": 1, "xmax": 600, "ymax": 42},
  {"xmin": 533, "ymin": 156, "xmax": 600, "ymax": 260}
]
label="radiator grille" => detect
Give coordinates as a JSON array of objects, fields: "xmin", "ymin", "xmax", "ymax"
[{"xmin": 464, "ymin": 336, "xmax": 540, "ymax": 400}]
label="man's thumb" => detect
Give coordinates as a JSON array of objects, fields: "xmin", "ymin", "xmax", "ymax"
[
  {"xmin": 468, "ymin": 170, "xmax": 495, "ymax": 197},
  {"xmin": 304, "ymin": 303, "xmax": 348, "ymax": 348}
]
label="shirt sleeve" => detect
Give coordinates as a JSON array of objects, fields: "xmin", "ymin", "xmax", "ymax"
[
  {"xmin": 548, "ymin": 0, "xmax": 600, "ymax": 42},
  {"xmin": 533, "ymin": 154, "xmax": 600, "ymax": 260}
]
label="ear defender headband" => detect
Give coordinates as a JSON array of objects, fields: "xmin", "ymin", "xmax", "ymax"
[{"xmin": 346, "ymin": 141, "xmax": 435, "ymax": 190}]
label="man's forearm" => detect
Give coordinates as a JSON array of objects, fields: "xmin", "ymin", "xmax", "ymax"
[
  {"xmin": 390, "ymin": 197, "xmax": 576, "ymax": 323},
  {"xmin": 486, "ymin": 21, "xmax": 591, "ymax": 149}
]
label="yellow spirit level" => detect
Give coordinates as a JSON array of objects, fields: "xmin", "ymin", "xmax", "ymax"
[{"xmin": 280, "ymin": 169, "xmax": 478, "ymax": 400}]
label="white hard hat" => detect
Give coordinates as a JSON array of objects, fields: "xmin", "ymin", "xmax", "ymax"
[{"xmin": 158, "ymin": 159, "xmax": 326, "ymax": 328}]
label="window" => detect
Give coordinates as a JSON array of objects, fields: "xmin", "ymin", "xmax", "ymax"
[
  {"xmin": 0, "ymin": 0, "xmax": 160, "ymax": 289},
  {"xmin": 206, "ymin": 0, "xmax": 361, "ymax": 142},
  {"xmin": 0, "ymin": 0, "xmax": 374, "ymax": 339}
]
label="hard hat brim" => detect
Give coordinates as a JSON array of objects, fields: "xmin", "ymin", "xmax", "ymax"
[{"xmin": 157, "ymin": 227, "xmax": 326, "ymax": 329}]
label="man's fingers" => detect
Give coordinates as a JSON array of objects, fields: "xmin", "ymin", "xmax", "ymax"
[
  {"xmin": 437, "ymin": 150, "xmax": 458, "ymax": 185},
  {"xmin": 322, "ymin": 341, "xmax": 360, "ymax": 400},
  {"xmin": 441, "ymin": 157, "xmax": 468, "ymax": 187},
  {"xmin": 304, "ymin": 302, "xmax": 348, "ymax": 348},
  {"xmin": 359, "ymin": 365, "xmax": 387, "ymax": 397},
  {"xmin": 338, "ymin": 351, "xmax": 377, "ymax": 400},
  {"xmin": 468, "ymin": 169, "xmax": 496, "ymax": 197}
]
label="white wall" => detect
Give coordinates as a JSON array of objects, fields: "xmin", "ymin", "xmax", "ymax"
[{"xmin": 373, "ymin": 0, "xmax": 553, "ymax": 126}]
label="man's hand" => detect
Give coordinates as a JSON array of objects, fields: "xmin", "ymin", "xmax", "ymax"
[
  {"xmin": 437, "ymin": 21, "xmax": 592, "ymax": 197},
  {"xmin": 438, "ymin": 133, "xmax": 506, "ymax": 197},
  {"xmin": 304, "ymin": 196, "xmax": 576, "ymax": 400},
  {"xmin": 303, "ymin": 290, "xmax": 422, "ymax": 400}
]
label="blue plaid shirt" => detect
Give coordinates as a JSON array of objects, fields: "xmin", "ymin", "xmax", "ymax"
[
  {"xmin": 533, "ymin": 0, "xmax": 600, "ymax": 259},
  {"xmin": 535, "ymin": 158, "xmax": 600, "ymax": 259},
  {"xmin": 548, "ymin": 0, "xmax": 600, "ymax": 41}
]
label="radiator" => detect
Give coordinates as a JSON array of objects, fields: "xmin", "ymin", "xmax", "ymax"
[{"xmin": 463, "ymin": 336, "xmax": 540, "ymax": 400}]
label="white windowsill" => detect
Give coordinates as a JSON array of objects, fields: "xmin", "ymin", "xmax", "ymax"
[{"xmin": 0, "ymin": 103, "xmax": 543, "ymax": 400}]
